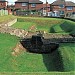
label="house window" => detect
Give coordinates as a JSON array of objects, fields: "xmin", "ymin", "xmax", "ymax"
[
  {"xmin": 59, "ymin": 5, "xmax": 64, "ymax": 8},
  {"xmin": 1, "ymin": 3, "xmax": 3, "ymax": 6},
  {"xmin": 22, "ymin": 3, "xmax": 27, "ymax": 6},
  {"xmin": 31, "ymin": 4, "xmax": 36, "ymax": 7},
  {"xmin": 59, "ymin": 11, "xmax": 64, "ymax": 14},
  {"xmin": 66, "ymin": 6, "xmax": 73, "ymax": 10}
]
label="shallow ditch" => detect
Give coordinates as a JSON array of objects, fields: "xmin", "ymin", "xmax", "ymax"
[
  {"xmin": 20, "ymin": 41, "xmax": 64, "ymax": 71},
  {"xmin": 42, "ymin": 50, "xmax": 64, "ymax": 71}
]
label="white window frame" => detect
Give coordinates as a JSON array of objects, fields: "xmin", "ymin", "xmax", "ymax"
[
  {"xmin": 66, "ymin": 6, "xmax": 73, "ymax": 10},
  {"xmin": 22, "ymin": 3, "xmax": 27, "ymax": 6},
  {"xmin": 31, "ymin": 4, "xmax": 36, "ymax": 7},
  {"xmin": 59, "ymin": 4, "xmax": 64, "ymax": 8}
]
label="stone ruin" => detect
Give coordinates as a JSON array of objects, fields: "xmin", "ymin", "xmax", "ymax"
[
  {"xmin": 20, "ymin": 34, "xmax": 59, "ymax": 54},
  {"xmin": 0, "ymin": 19, "xmax": 75, "ymax": 54}
]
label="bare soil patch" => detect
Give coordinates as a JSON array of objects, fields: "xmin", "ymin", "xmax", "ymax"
[{"xmin": 12, "ymin": 42, "xmax": 26, "ymax": 56}]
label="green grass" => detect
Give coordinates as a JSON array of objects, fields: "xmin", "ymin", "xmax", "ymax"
[
  {"xmin": 51, "ymin": 25, "xmax": 65, "ymax": 33},
  {"xmin": 60, "ymin": 20, "xmax": 75, "ymax": 33},
  {"xmin": 0, "ymin": 33, "xmax": 19, "ymax": 72},
  {"xmin": 0, "ymin": 33, "xmax": 47, "ymax": 72},
  {"xmin": 0, "ymin": 15, "xmax": 16, "ymax": 24},
  {"xmin": 0, "ymin": 33, "xmax": 75, "ymax": 73},
  {"xmin": 12, "ymin": 17, "xmax": 63, "ymax": 33},
  {"xmin": 0, "ymin": 72, "xmax": 74, "ymax": 75},
  {"xmin": 59, "ymin": 43, "xmax": 75, "ymax": 71},
  {"xmin": 12, "ymin": 22, "xmax": 36, "ymax": 30},
  {"xmin": 0, "ymin": 33, "xmax": 63, "ymax": 72},
  {"xmin": 0, "ymin": 16, "xmax": 75, "ymax": 74},
  {"xmin": 12, "ymin": 17, "xmax": 75, "ymax": 34},
  {"xmin": 50, "ymin": 19, "xmax": 75, "ymax": 34}
]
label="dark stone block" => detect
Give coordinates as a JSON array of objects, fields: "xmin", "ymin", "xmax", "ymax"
[
  {"xmin": 20, "ymin": 35, "xmax": 59, "ymax": 54},
  {"xmin": 69, "ymin": 33, "xmax": 75, "ymax": 37}
]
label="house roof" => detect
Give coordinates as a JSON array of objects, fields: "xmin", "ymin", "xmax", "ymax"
[
  {"xmin": 29, "ymin": 0, "xmax": 43, "ymax": 3},
  {"xmin": 0, "ymin": 0, "xmax": 7, "ymax": 2},
  {"xmin": 43, "ymin": 4, "xmax": 50, "ymax": 8},
  {"xmin": 65, "ymin": 1, "xmax": 75, "ymax": 6},
  {"xmin": 15, "ymin": 0, "xmax": 43, "ymax": 4},
  {"xmin": 52, "ymin": 1, "xmax": 65, "ymax": 5},
  {"xmin": 15, "ymin": 0, "xmax": 28, "ymax": 3},
  {"xmin": 52, "ymin": 0, "xmax": 75, "ymax": 6}
]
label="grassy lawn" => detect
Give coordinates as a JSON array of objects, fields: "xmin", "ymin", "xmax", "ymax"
[
  {"xmin": 0, "ymin": 33, "xmax": 63, "ymax": 72},
  {"xmin": 59, "ymin": 43, "xmax": 75, "ymax": 71},
  {"xmin": 12, "ymin": 22, "xmax": 36, "ymax": 30},
  {"xmin": 0, "ymin": 16, "xmax": 75, "ymax": 74},
  {"xmin": 12, "ymin": 17, "xmax": 63, "ymax": 33},
  {"xmin": 50, "ymin": 19, "xmax": 75, "ymax": 34},
  {"xmin": 0, "ymin": 33, "xmax": 75, "ymax": 73},
  {"xmin": 0, "ymin": 72, "xmax": 74, "ymax": 75},
  {"xmin": 60, "ymin": 20, "xmax": 75, "ymax": 33},
  {"xmin": 0, "ymin": 33, "xmax": 47, "ymax": 72},
  {"xmin": 51, "ymin": 25, "xmax": 65, "ymax": 33},
  {"xmin": 12, "ymin": 17, "xmax": 75, "ymax": 34},
  {"xmin": 0, "ymin": 33, "xmax": 19, "ymax": 72},
  {"xmin": 0, "ymin": 15, "xmax": 16, "ymax": 24},
  {"xmin": 0, "ymin": 33, "xmax": 62, "ymax": 72}
]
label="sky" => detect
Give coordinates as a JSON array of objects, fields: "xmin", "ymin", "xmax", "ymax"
[{"xmin": 7, "ymin": 0, "xmax": 75, "ymax": 5}]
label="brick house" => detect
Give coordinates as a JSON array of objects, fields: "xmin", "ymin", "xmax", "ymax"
[
  {"xmin": 7, "ymin": 5, "xmax": 15, "ymax": 15},
  {"xmin": 15, "ymin": 0, "xmax": 43, "ymax": 15},
  {"xmin": 65, "ymin": 1, "xmax": 75, "ymax": 17},
  {"xmin": 51, "ymin": 0, "xmax": 75, "ymax": 17},
  {"xmin": 0, "ymin": 0, "xmax": 8, "ymax": 10},
  {"xmin": 43, "ymin": 2, "xmax": 51, "ymax": 16}
]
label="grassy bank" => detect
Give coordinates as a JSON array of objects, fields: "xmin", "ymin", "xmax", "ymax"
[
  {"xmin": 50, "ymin": 19, "xmax": 75, "ymax": 33},
  {"xmin": 0, "ymin": 33, "xmax": 75, "ymax": 72},
  {"xmin": 12, "ymin": 17, "xmax": 63, "ymax": 32},
  {"xmin": 0, "ymin": 16, "xmax": 75, "ymax": 74},
  {"xmin": 12, "ymin": 17, "xmax": 75, "ymax": 34},
  {"xmin": 0, "ymin": 72, "xmax": 74, "ymax": 75},
  {"xmin": 0, "ymin": 15, "xmax": 16, "ymax": 24}
]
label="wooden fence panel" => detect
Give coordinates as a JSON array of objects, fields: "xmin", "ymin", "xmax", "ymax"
[{"xmin": 0, "ymin": 10, "xmax": 8, "ymax": 16}]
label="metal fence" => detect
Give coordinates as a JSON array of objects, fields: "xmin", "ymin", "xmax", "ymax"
[{"xmin": 0, "ymin": 10, "xmax": 8, "ymax": 16}]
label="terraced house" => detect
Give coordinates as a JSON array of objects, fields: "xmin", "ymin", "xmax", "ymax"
[
  {"xmin": 51, "ymin": 0, "xmax": 75, "ymax": 17},
  {"xmin": 43, "ymin": 2, "xmax": 51, "ymax": 16},
  {"xmin": 0, "ymin": 0, "xmax": 10, "ymax": 16},
  {"xmin": 0, "ymin": 0, "xmax": 8, "ymax": 10},
  {"xmin": 15, "ymin": 0, "xmax": 43, "ymax": 15}
]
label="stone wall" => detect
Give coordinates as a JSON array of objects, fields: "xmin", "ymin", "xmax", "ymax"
[
  {"xmin": 0, "ymin": 26, "xmax": 30, "ymax": 38},
  {"xmin": 0, "ymin": 18, "xmax": 32, "ymax": 38}
]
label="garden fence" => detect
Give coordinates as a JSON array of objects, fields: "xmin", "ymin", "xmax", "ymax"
[{"xmin": 0, "ymin": 10, "xmax": 8, "ymax": 16}]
